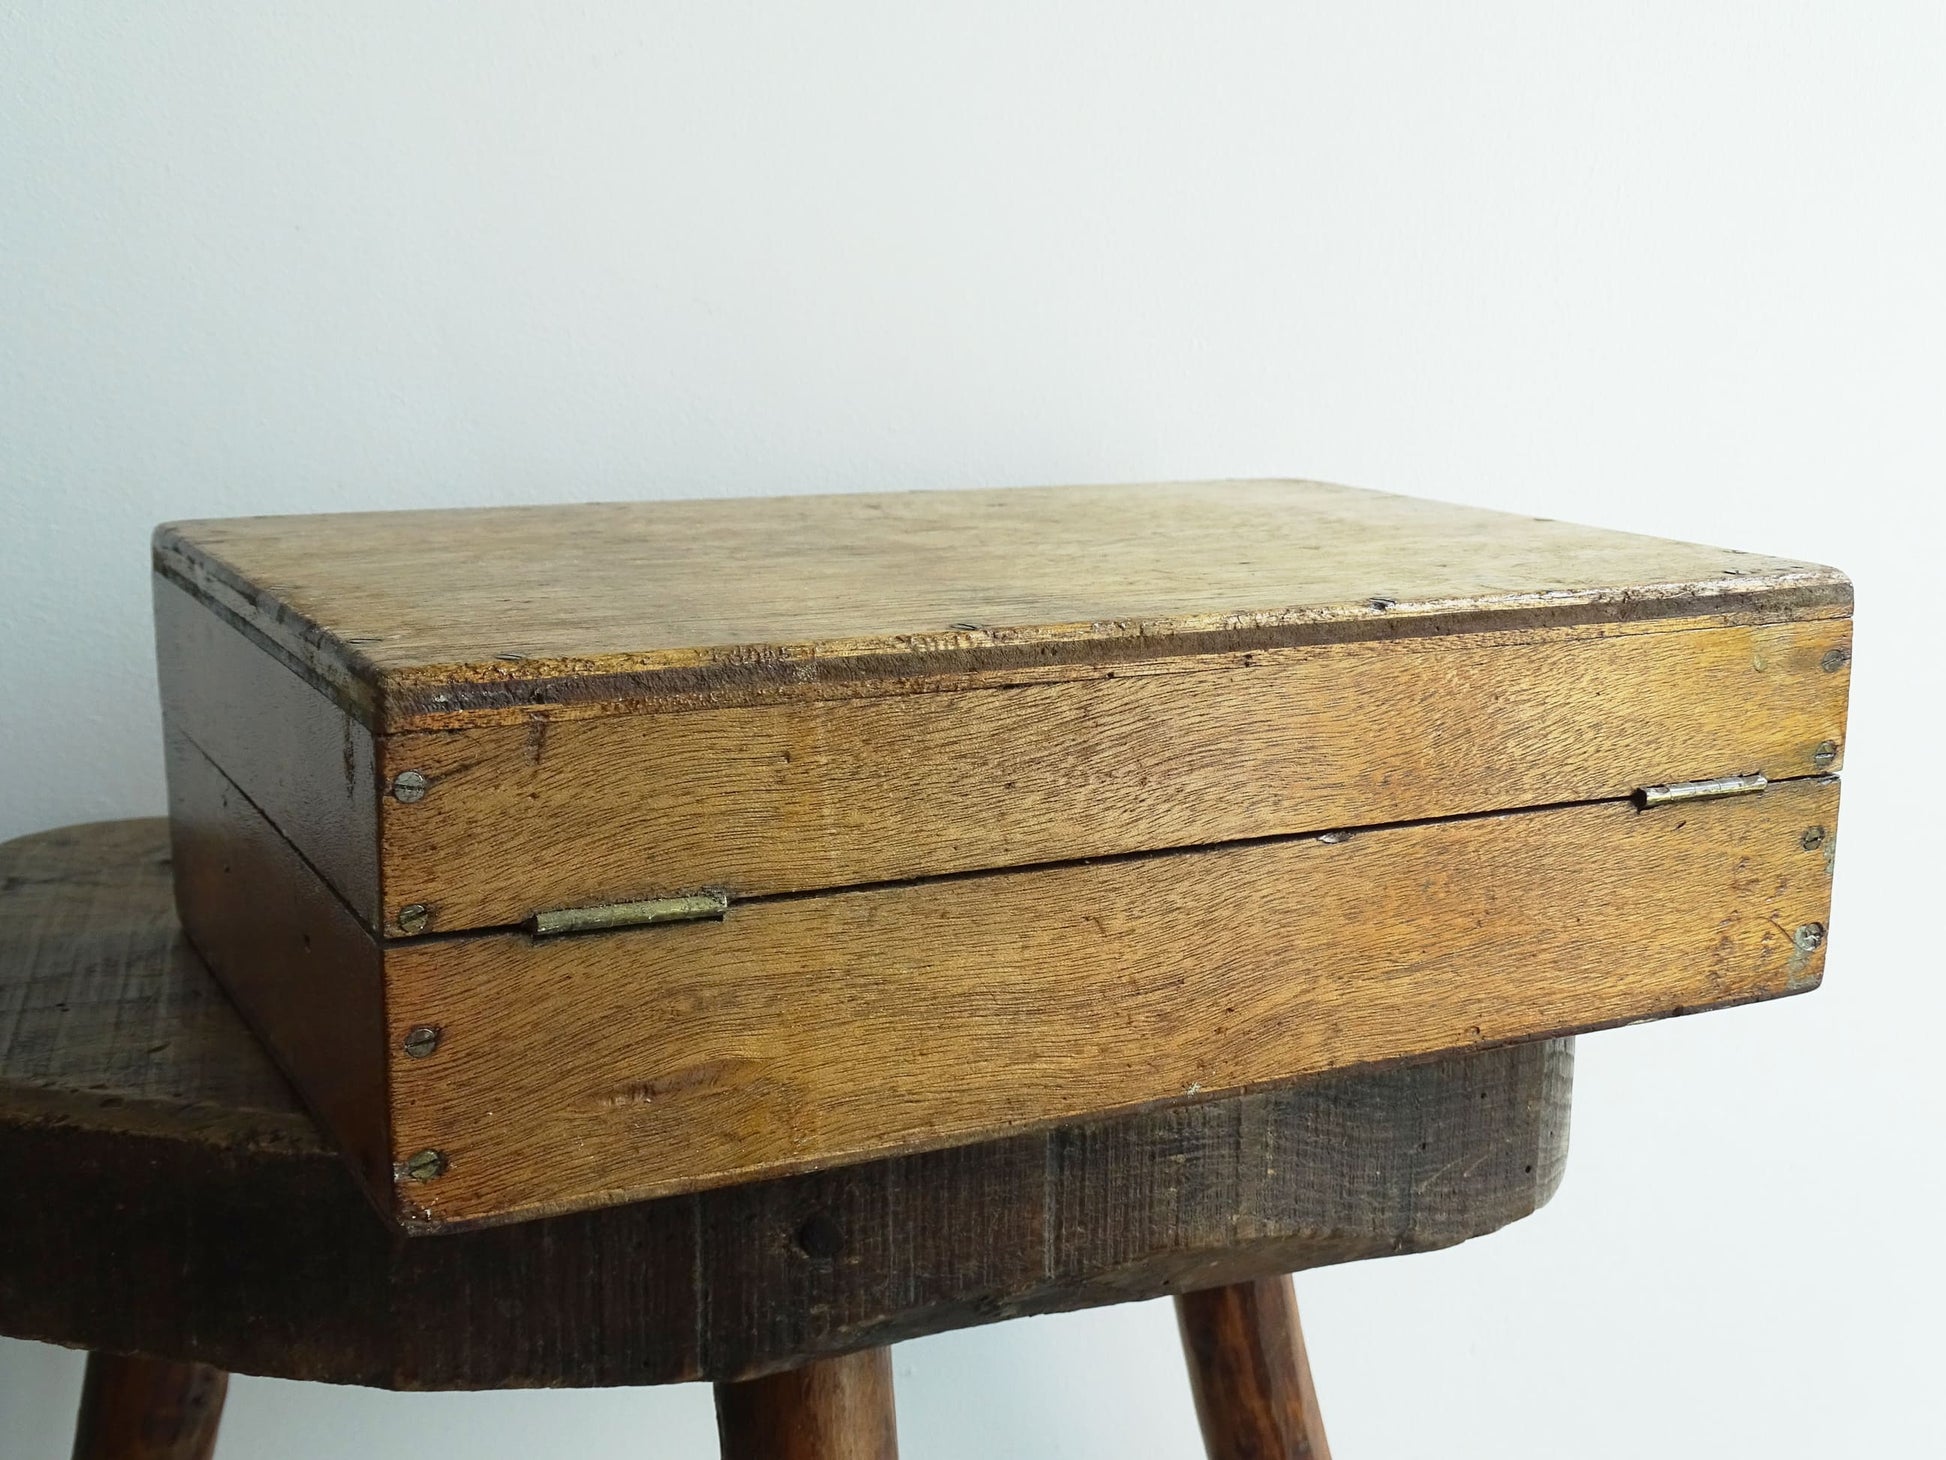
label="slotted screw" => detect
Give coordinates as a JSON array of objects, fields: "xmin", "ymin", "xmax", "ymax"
[{"xmin": 402, "ymin": 1025, "xmax": 441, "ymax": 1059}]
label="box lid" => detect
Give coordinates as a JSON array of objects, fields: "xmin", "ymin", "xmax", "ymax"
[{"xmin": 156, "ymin": 479, "xmax": 1846, "ymax": 730}]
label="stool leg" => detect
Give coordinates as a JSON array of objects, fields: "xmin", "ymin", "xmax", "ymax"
[
  {"xmin": 70, "ymin": 1353, "xmax": 228, "ymax": 1460},
  {"xmin": 1175, "ymin": 1276, "xmax": 1330, "ymax": 1460},
  {"xmin": 714, "ymin": 1347, "xmax": 898, "ymax": 1460}
]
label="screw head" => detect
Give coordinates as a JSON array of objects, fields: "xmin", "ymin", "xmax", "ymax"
[
  {"xmin": 1812, "ymin": 740, "xmax": 1839, "ymax": 768},
  {"xmin": 1793, "ymin": 922, "xmax": 1826, "ymax": 953},
  {"xmin": 396, "ymin": 903, "xmax": 430, "ymax": 935},
  {"xmin": 1821, "ymin": 647, "xmax": 1851, "ymax": 673},
  {"xmin": 403, "ymin": 1148, "xmax": 448, "ymax": 1182},
  {"xmin": 391, "ymin": 770, "xmax": 429, "ymax": 803},
  {"xmin": 1800, "ymin": 825, "xmax": 1827, "ymax": 851},
  {"xmin": 402, "ymin": 1024, "xmax": 441, "ymax": 1059}
]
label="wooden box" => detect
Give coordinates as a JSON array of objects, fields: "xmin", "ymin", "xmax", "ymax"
[{"xmin": 154, "ymin": 479, "xmax": 1851, "ymax": 1232}]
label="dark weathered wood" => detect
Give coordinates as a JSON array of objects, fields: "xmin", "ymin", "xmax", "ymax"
[
  {"xmin": 70, "ymin": 1353, "xmax": 227, "ymax": 1460},
  {"xmin": 0, "ymin": 820, "xmax": 1571, "ymax": 1388},
  {"xmin": 0, "ymin": 821, "xmax": 299, "ymax": 1129},
  {"xmin": 1177, "ymin": 1277, "xmax": 1329, "ymax": 1460},
  {"xmin": 715, "ymin": 1348, "xmax": 898, "ymax": 1460}
]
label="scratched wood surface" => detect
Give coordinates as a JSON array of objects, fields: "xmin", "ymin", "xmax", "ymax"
[
  {"xmin": 154, "ymin": 478, "xmax": 1850, "ymax": 727},
  {"xmin": 0, "ymin": 820, "xmax": 1570, "ymax": 1388},
  {"xmin": 0, "ymin": 820, "xmax": 303, "ymax": 1136}
]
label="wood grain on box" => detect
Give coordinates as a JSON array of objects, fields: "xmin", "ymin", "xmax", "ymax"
[{"xmin": 372, "ymin": 773, "xmax": 1832, "ymax": 1228}]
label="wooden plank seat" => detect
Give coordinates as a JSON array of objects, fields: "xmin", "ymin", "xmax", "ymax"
[{"xmin": 0, "ymin": 819, "xmax": 1571, "ymax": 1455}]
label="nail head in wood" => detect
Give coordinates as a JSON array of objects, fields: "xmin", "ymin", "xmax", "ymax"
[
  {"xmin": 1812, "ymin": 739, "xmax": 1839, "ymax": 767},
  {"xmin": 1801, "ymin": 825, "xmax": 1827, "ymax": 850},
  {"xmin": 1794, "ymin": 922, "xmax": 1826, "ymax": 952},
  {"xmin": 1821, "ymin": 647, "xmax": 1850, "ymax": 672},
  {"xmin": 396, "ymin": 903, "xmax": 430, "ymax": 935},
  {"xmin": 390, "ymin": 770, "xmax": 429, "ymax": 803},
  {"xmin": 403, "ymin": 1148, "xmax": 447, "ymax": 1182}
]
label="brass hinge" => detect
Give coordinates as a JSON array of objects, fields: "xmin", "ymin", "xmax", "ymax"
[
  {"xmin": 1634, "ymin": 772, "xmax": 1767, "ymax": 809},
  {"xmin": 531, "ymin": 890, "xmax": 730, "ymax": 937}
]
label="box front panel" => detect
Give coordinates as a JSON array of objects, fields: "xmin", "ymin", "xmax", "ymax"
[{"xmin": 382, "ymin": 773, "xmax": 1838, "ymax": 1230}]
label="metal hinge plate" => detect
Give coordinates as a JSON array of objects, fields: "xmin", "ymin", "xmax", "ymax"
[
  {"xmin": 532, "ymin": 890, "xmax": 730, "ymax": 937},
  {"xmin": 1634, "ymin": 772, "xmax": 1768, "ymax": 809}
]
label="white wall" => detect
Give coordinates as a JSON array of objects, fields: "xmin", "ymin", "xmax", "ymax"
[{"xmin": 3, "ymin": 5, "xmax": 1940, "ymax": 1456}]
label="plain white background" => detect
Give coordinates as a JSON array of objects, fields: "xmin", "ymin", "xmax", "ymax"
[{"xmin": 3, "ymin": 4, "xmax": 1940, "ymax": 1456}]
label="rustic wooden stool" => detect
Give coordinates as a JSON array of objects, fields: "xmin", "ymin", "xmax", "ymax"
[{"xmin": 0, "ymin": 820, "xmax": 1570, "ymax": 1459}]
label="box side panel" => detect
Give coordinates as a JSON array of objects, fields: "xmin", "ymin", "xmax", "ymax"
[
  {"xmin": 156, "ymin": 574, "xmax": 381, "ymax": 928},
  {"xmin": 164, "ymin": 729, "xmax": 394, "ymax": 1212},
  {"xmin": 385, "ymin": 774, "xmax": 1838, "ymax": 1229},
  {"xmin": 378, "ymin": 613, "xmax": 1851, "ymax": 936}
]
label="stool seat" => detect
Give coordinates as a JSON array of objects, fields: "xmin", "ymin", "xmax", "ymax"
[{"xmin": 0, "ymin": 820, "xmax": 1569, "ymax": 1395}]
